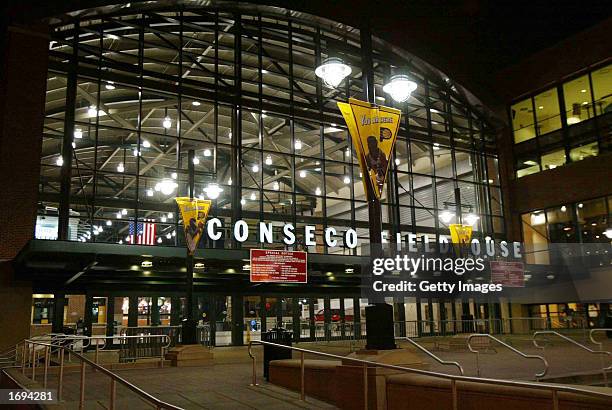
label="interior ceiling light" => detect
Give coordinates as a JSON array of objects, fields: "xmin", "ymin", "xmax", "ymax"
[
  {"xmin": 105, "ymin": 81, "xmax": 115, "ymax": 90},
  {"xmin": 116, "ymin": 211, "xmax": 122, "ymax": 218},
  {"xmin": 294, "ymin": 139, "xmax": 302, "ymax": 150},
  {"xmin": 265, "ymin": 155, "xmax": 272, "ymax": 165},
  {"xmin": 604, "ymin": 228, "xmax": 612, "ymax": 239},
  {"xmin": 240, "ymin": 198, "xmax": 246, "ymax": 205},
  {"xmin": 117, "ymin": 162, "xmax": 124, "ymax": 173},
  {"xmin": 74, "ymin": 128, "xmax": 83, "ymax": 139},
  {"xmin": 157, "ymin": 237, "xmax": 162, "ymax": 244},
  {"xmin": 142, "ymin": 140, "xmax": 150, "ymax": 148},
  {"xmin": 315, "ymin": 57, "xmax": 352, "ymax": 88},
  {"xmin": 204, "ymin": 183, "xmax": 223, "ymax": 199},
  {"xmin": 203, "ymin": 149, "xmax": 212, "ymax": 157},
  {"xmin": 250, "ymin": 192, "xmax": 256, "ymax": 201},
  {"xmin": 146, "ymin": 188, "xmax": 153, "ymax": 197},
  {"xmin": 106, "ymin": 220, "xmax": 112, "ymax": 226},
  {"xmin": 464, "ymin": 213, "xmax": 480, "ymax": 226},
  {"xmin": 56, "ymin": 156, "xmax": 64, "ymax": 166},
  {"xmin": 171, "ymin": 172, "xmax": 178, "ymax": 180},
  {"xmin": 192, "ymin": 101, "xmax": 201, "ymax": 106},
  {"xmin": 162, "ymin": 116, "xmax": 172, "ymax": 129},
  {"xmin": 315, "ymin": 187, "xmax": 322, "ymax": 195},
  {"xmin": 155, "ymin": 179, "xmax": 178, "ymax": 195},
  {"xmin": 273, "ymin": 181, "xmax": 280, "ymax": 191},
  {"xmin": 141, "ymin": 260, "xmax": 153, "ymax": 268},
  {"xmin": 192, "ymin": 156, "xmax": 200, "ymax": 165},
  {"xmin": 343, "ymin": 175, "xmax": 351, "ymax": 184},
  {"xmin": 383, "ymin": 74, "xmax": 417, "ymax": 102},
  {"xmin": 299, "ymin": 170, "xmax": 306, "ymax": 178},
  {"xmin": 439, "ymin": 209, "xmax": 454, "ymax": 224},
  {"xmin": 252, "ymin": 164, "xmax": 259, "ymax": 173}
]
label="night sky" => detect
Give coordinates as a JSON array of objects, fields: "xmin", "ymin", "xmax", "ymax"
[{"xmin": 2, "ymin": 0, "xmax": 610, "ymax": 89}]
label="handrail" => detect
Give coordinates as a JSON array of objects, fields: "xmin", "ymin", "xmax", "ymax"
[
  {"xmin": 589, "ymin": 328, "xmax": 612, "ymax": 355},
  {"xmin": 533, "ymin": 330, "xmax": 611, "ymax": 360},
  {"xmin": 23, "ymin": 338, "xmax": 182, "ymax": 409},
  {"xmin": 533, "ymin": 330, "xmax": 611, "ymax": 386},
  {"xmin": 403, "ymin": 337, "xmax": 464, "ymax": 375},
  {"xmin": 247, "ymin": 340, "xmax": 612, "ymax": 410},
  {"xmin": 467, "ymin": 334, "xmax": 548, "ymax": 379}
]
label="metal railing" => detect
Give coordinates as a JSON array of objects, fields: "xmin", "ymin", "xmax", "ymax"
[
  {"xmin": 468, "ymin": 334, "xmax": 548, "ymax": 379},
  {"xmin": 534, "ymin": 330, "xmax": 612, "ymax": 386},
  {"xmin": 18, "ymin": 338, "xmax": 182, "ymax": 409},
  {"xmin": 18, "ymin": 334, "xmax": 171, "ymax": 367},
  {"xmin": 402, "ymin": 338, "xmax": 464, "ymax": 375},
  {"xmin": 247, "ymin": 340, "xmax": 612, "ymax": 410}
]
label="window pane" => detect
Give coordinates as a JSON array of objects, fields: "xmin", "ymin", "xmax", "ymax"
[
  {"xmin": 569, "ymin": 141, "xmax": 598, "ymax": 163},
  {"xmin": 511, "ymin": 98, "xmax": 535, "ymax": 143},
  {"xmin": 563, "ymin": 74, "xmax": 593, "ymax": 125},
  {"xmin": 591, "ymin": 64, "xmax": 612, "ymax": 116},
  {"xmin": 534, "ymin": 88, "xmax": 561, "ymax": 135},
  {"xmin": 541, "ymin": 149, "xmax": 566, "ymax": 171}
]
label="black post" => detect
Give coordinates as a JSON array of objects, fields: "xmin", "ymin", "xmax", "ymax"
[
  {"xmin": 52, "ymin": 293, "xmax": 65, "ymax": 333},
  {"xmin": 58, "ymin": 21, "xmax": 79, "ymax": 240},
  {"xmin": 84, "ymin": 294, "xmax": 93, "ymax": 337},
  {"xmin": 361, "ymin": 23, "xmax": 395, "ymax": 350},
  {"xmin": 182, "ymin": 150, "xmax": 197, "ymax": 344},
  {"xmin": 106, "ymin": 295, "xmax": 115, "ymax": 337}
]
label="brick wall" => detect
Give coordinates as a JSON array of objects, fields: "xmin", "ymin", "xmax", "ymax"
[{"xmin": 0, "ymin": 24, "xmax": 49, "ymax": 261}]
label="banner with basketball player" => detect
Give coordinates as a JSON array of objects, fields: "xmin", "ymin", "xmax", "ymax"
[
  {"xmin": 175, "ymin": 197, "xmax": 212, "ymax": 255},
  {"xmin": 337, "ymin": 98, "xmax": 402, "ymax": 199},
  {"xmin": 449, "ymin": 224, "xmax": 473, "ymax": 245}
]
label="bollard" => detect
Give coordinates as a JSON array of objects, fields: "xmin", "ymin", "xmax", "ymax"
[{"xmin": 300, "ymin": 351, "xmax": 305, "ymax": 401}]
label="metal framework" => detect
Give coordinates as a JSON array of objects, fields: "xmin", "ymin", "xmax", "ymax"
[{"xmin": 38, "ymin": 3, "xmax": 503, "ymax": 258}]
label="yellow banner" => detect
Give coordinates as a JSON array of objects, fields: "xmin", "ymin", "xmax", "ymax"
[
  {"xmin": 449, "ymin": 224, "xmax": 473, "ymax": 245},
  {"xmin": 175, "ymin": 197, "xmax": 212, "ymax": 255},
  {"xmin": 337, "ymin": 98, "xmax": 401, "ymax": 199}
]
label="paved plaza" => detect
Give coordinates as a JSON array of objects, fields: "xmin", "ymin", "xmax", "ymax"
[{"xmin": 36, "ymin": 336, "xmax": 612, "ymax": 409}]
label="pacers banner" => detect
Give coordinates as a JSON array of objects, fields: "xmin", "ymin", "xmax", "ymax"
[
  {"xmin": 175, "ymin": 197, "xmax": 212, "ymax": 255},
  {"xmin": 449, "ymin": 224, "xmax": 473, "ymax": 245},
  {"xmin": 338, "ymin": 98, "xmax": 401, "ymax": 198}
]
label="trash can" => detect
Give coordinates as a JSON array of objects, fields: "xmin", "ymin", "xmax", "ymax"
[{"xmin": 262, "ymin": 328, "xmax": 293, "ymax": 380}]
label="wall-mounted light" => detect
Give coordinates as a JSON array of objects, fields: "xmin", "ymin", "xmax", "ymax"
[
  {"xmin": 439, "ymin": 209, "xmax": 454, "ymax": 224},
  {"xmin": 203, "ymin": 183, "xmax": 223, "ymax": 199},
  {"xmin": 383, "ymin": 74, "xmax": 417, "ymax": 102},
  {"xmin": 315, "ymin": 57, "xmax": 352, "ymax": 88},
  {"xmin": 464, "ymin": 213, "xmax": 479, "ymax": 226}
]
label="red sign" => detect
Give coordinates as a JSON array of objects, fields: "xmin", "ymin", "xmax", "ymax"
[
  {"xmin": 490, "ymin": 261, "xmax": 525, "ymax": 287},
  {"xmin": 250, "ymin": 249, "xmax": 307, "ymax": 283}
]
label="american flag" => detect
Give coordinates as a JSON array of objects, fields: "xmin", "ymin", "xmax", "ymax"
[{"xmin": 128, "ymin": 221, "xmax": 156, "ymax": 245}]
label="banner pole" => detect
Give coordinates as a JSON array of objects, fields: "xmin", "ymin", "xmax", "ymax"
[{"xmin": 182, "ymin": 150, "xmax": 198, "ymax": 344}]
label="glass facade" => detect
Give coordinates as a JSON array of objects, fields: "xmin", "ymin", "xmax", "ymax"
[
  {"xmin": 511, "ymin": 63, "xmax": 611, "ymax": 178},
  {"xmin": 38, "ymin": 6, "xmax": 502, "ymax": 253},
  {"xmin": 521, "ymin": 195, "xmax": 612, "ymax": 264}
]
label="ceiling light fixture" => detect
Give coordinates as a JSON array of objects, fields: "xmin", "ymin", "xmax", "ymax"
[
  {"xmin": 74, "ymin": 128, "xmax": 83, "ymax": 139},
  {"xmin": 162, "ymin": 116, "xmax": 172, "ymax": 129}
]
